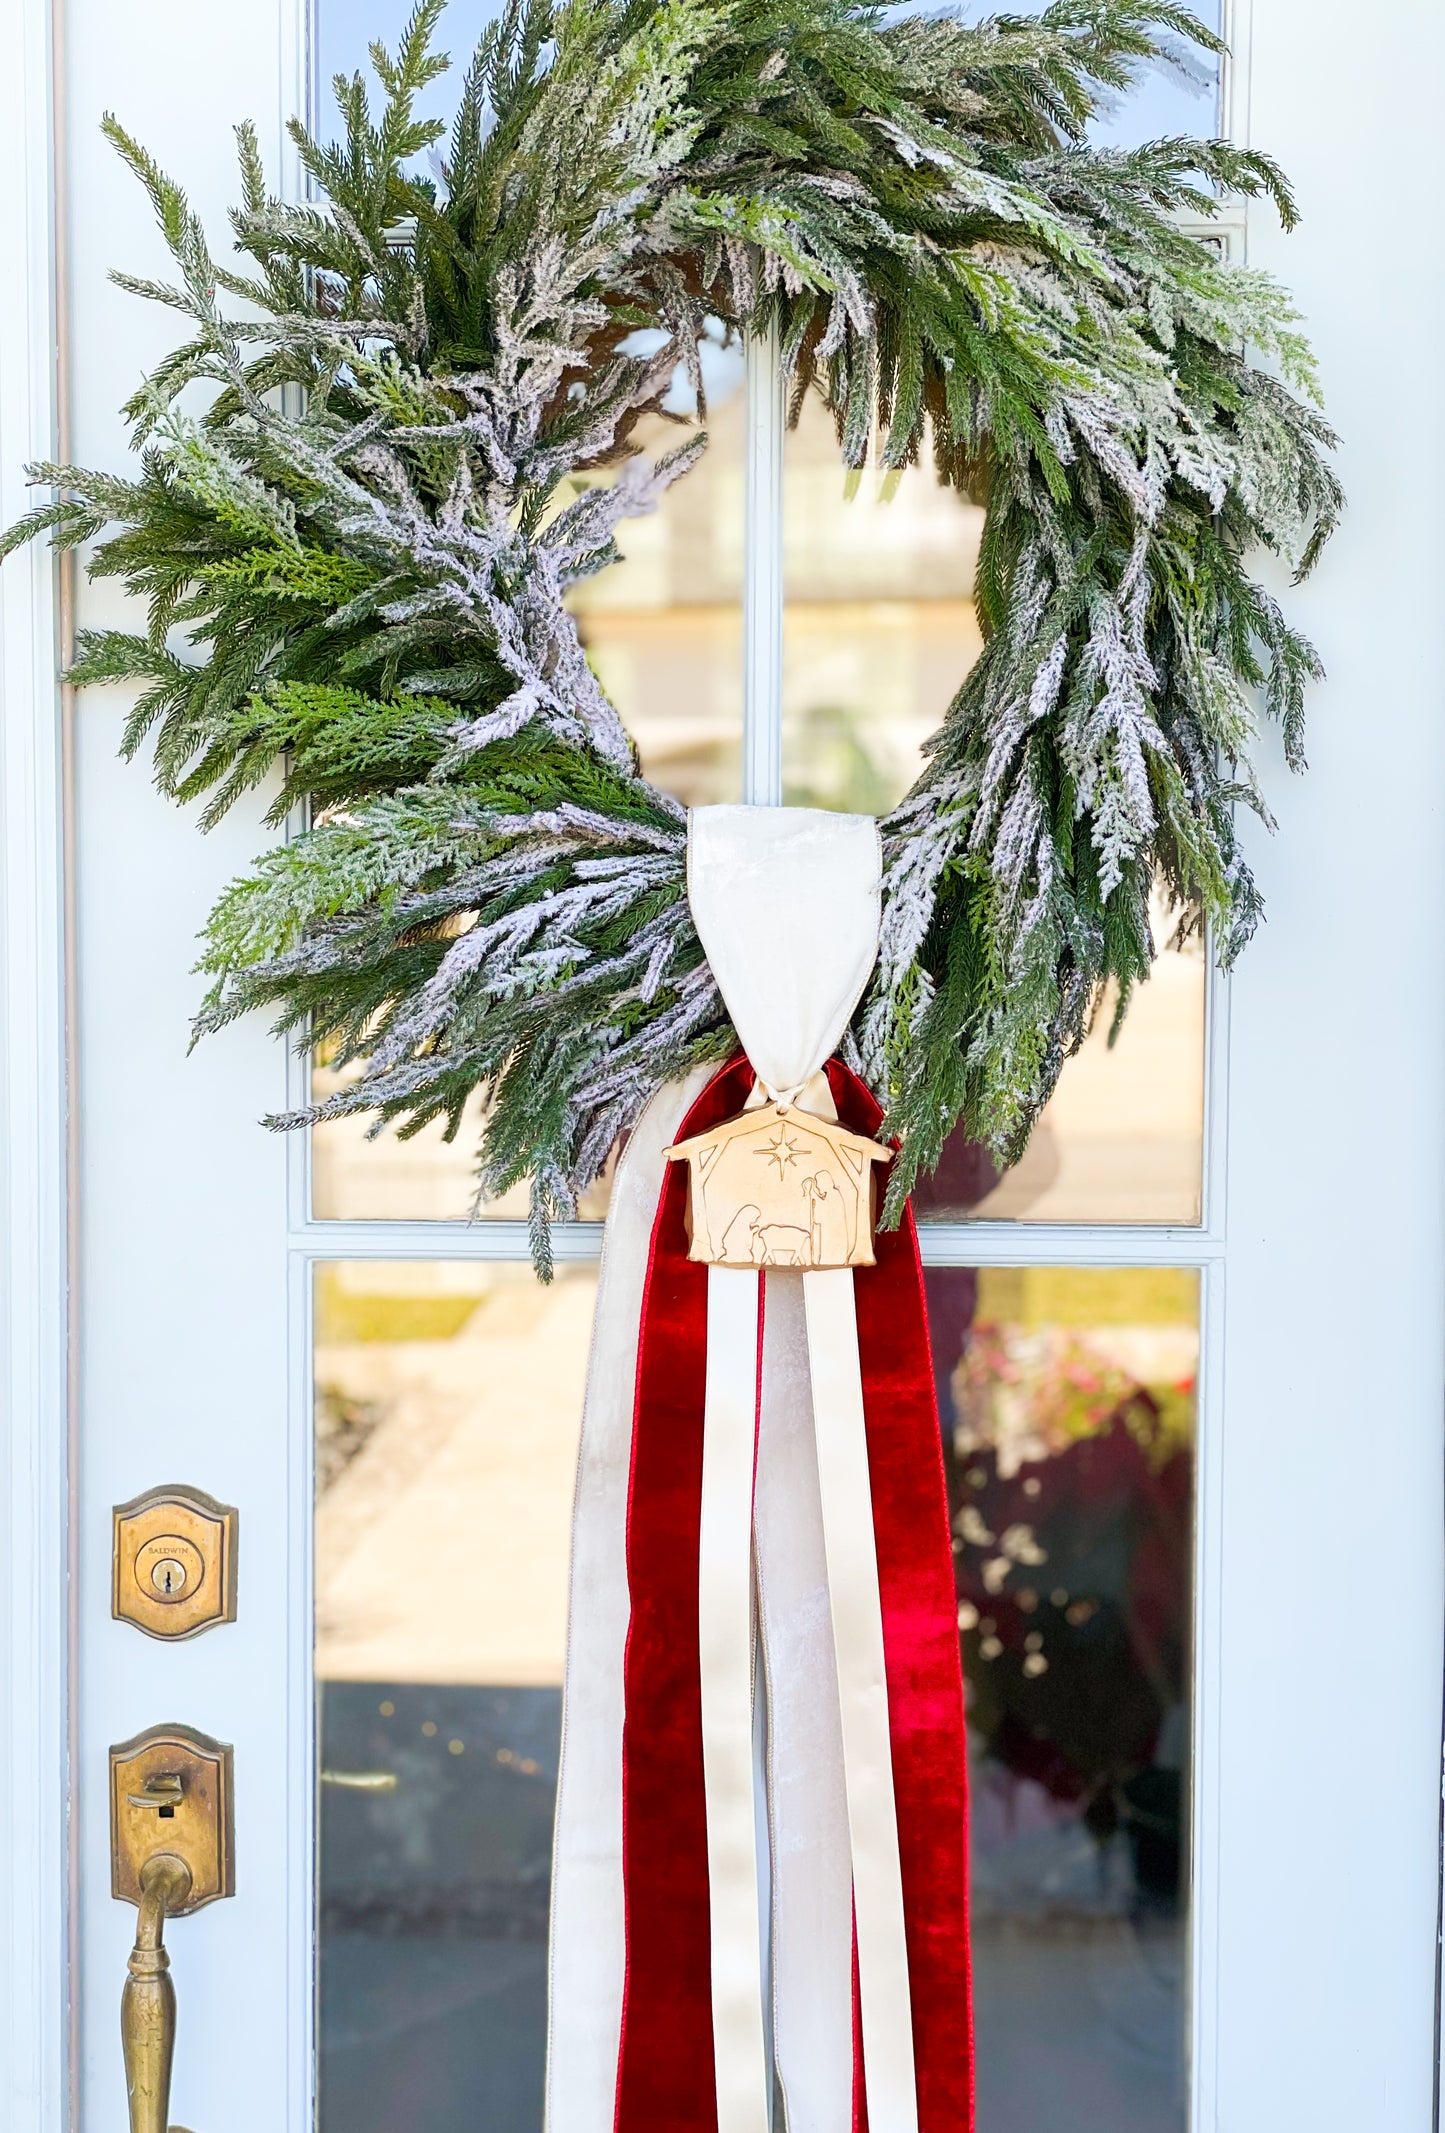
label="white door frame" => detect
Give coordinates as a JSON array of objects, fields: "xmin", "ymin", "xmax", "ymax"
[
  {"xmin": 0, "ymin": 0, "xmax": 71, "ymax": 2124},
  {"xmin": 4, "ymin": 0, "xmax": 1445, "ymax": 2126}
]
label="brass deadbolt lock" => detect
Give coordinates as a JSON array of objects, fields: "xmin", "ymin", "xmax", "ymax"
[{"xmin": 113, "ymin": 1485, "xmax": 238, "ymax": 1640}]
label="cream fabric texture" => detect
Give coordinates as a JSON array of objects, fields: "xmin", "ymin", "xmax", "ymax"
[
  {"xmin": 686, "ymin": 804, "xmax": 881, "ymax": 1099},
  {"xmin": 545, "ymin": 1065, "xmax": 715, "ymax": 2133}
]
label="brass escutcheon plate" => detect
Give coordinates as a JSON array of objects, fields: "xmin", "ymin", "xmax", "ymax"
[
  {"xmin": 110, "ymin": 1723, "xmax": 235, "ymax": 1914},
  {"xmin": 112, "ymin": 1484, "xmax": 238, "ymax": 1639}
]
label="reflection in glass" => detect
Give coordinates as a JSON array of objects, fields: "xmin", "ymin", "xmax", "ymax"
[
  {"xmin": 568, "ymin": 331, "xmax": 746, "ymax": 807},
  {"xmin": 915, "ymin": 934, "xmax": 1206, "ymax": 1226},
  {"xmin": 309, "ymin": 1085, "xmax": 615, "ymax": 1224},
  {"xmin": 782, "ymin": 395, "xmax": 983, "ymax": 813},
  {"xmin": 1005, "ymin": 0, "xmax": 1223, "ymax": 149},
  {"xmin": 928, "ymin": 1264, "xmax": 1197, "ymax": 2132},
  {"xmin": 314, "ymin": 1261, "xmax": 595, "ymax": 2132},
  {"xmin": 315, "ymin": 1259, "xmax": 1196, "ymax": 2132},
  {"xmin": 316, "ymin": 0, "xmax": 525, "ymax": 150}
]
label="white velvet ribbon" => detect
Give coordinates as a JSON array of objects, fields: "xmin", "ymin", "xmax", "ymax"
[
  {"xmin": 804, "ymin": 1269, "xmax": 919, "ymax": 2133},
  {"xmin": 699, "ymin": 1267, "xmax": 772, "ymax": 2133},
  {"xmin": 755, "ymin": 1270, "xmax": 853, "ymax": 2133}
]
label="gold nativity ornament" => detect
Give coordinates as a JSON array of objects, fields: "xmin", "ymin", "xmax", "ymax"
[{"xmin": 665, "ymin": 1100, "xmax": 891, "ymax": 1270}]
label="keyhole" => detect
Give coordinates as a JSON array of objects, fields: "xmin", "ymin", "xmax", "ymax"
[
  {"xmin": 158, "ymin": 1805, "xmax": 175, "ymax": 1819},
  {"xmin": 149, "ymin": 1556, "xmax": 188, "ymax": 1598}
]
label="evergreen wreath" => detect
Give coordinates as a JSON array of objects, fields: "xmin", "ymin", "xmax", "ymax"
[{"xmin": 3, "ymin": 0, "xmax": 1340, "ymax": 1269}]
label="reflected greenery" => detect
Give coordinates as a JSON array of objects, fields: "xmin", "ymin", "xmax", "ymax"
[{"xmin": 782, "ymin": 701, "xmax": 898, "ymax": 816}]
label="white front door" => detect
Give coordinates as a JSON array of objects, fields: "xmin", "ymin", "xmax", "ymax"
[{"xmin": 3, "ymin": 0, "xmax": 1442, "ymax": 2128}]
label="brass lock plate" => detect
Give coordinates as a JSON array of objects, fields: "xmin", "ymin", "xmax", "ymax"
[
  {"xmin": 112, "ymin": 1484, "xmax": 238, "ymax": 1639},
  {"xmin": 110, "ymin": 1723, "xmax": 234, "ymax": 1914}
]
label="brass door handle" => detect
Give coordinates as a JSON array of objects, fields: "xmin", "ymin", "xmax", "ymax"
[
  {"xmin": 127, "ymin": 1773, "xmax": 184, "ymax": 1811},
  {"xmin": 110, "ymin": 1726, "xmax": 234, "ymax": 2133},
  {"xmin": 122, "ymin": 1853, "xmax": 192, "ymax": 2133}
]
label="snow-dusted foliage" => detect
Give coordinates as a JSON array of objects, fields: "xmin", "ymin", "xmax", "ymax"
[{"xmin": 1, "ymin": 0, "xmax": 1340, "ymax": 1261}]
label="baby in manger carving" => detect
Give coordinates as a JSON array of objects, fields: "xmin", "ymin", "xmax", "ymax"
[{"xmin": 665, "ymin": 1102, "xmax": 892, "ymax": 1270}]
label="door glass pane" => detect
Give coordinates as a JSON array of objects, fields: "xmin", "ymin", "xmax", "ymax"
[
  {"xmin": 314, "ymin": 1260, "xmax": 594, "ymax": 2129},
  {"xmin": 776, "ymin": 0, "xmax": 1220, "ymax": 1226},
  {"xmin": 928, "ymin": 1264, "xmax": 1198, "ymax": 2131},
  {"xmin": 781, "ymin": 397, "xmax": 983, "ymax": 815},
  {"xmin": 314, "ymin": 1258, "xmax": 1196, "ymax": 2131},
  {"xmin": 913, "ymin": 929, "xmax": 1206, "ymax": 1226},
  {"xmin": 566, "ymin": 335, "xmax": 745, "ymax": 807},
  {"xmin": 1001, "ymin": 0, "xmax": 1223, "ymax": 146}
]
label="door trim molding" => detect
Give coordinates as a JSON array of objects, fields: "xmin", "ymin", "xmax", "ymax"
[{"xmin": 0, "ymin": 0, "xmax": 73, "ymax": 2119}]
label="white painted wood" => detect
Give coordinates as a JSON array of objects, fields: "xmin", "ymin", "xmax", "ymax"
[
  {"xmin": 284, "ymin": 1247, "xmax": 318, "ymax": 2133},
  {"xmin": 743, "ymin": 326, "xmax": 785, "ymax": 805},
  {"xmin": 1212, "ymin": 0, "xmax": 1445, "ymax": 2123},
  {"xmin": 0, "ymin": 0, "xmax": 72, "ymax": 2126},
  {"xmin": 1189, "ymin": 1258, "xmax": 1229, "ymax": 2132},
  {"xmin": 59, "ymin": 0, "xmax": 309, "ymax": 2124},
  {"xmin": 292, "ymin": 1216, "xmax": 1227, "ymax": 1267}
]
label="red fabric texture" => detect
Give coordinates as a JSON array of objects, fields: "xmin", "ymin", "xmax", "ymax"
[
  {"xmin": 616, "ymin": 1057, "xmax": 973, "ymax": 2133},
  {"xmin": 828, "ymin": 1060, "xmax": 975, "ymax": 2133},
  {"xmin": 616, "ymin": 1055, "xmax": 749, "ymax": 2129}
]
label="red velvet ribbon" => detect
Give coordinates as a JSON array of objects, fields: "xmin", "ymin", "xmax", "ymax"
[{"xmin": 616, "ymin": 1057, "xmax": 974, "ymax": 2132}]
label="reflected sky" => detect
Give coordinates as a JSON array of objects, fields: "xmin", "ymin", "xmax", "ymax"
[
  {"xmin": 317, "ymin": 0, "xmax": 1224, "ymax": 151},
  {"xmin": 316, "ymin": 0, "xmax": 509, "ymax": 130},
  {"xmin": 975, "ymin": 0, "xmax": 1223, "ymax": 146}
]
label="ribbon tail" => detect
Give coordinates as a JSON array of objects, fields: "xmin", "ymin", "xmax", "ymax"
[
  {"xmin": 804, "ymin": 1266, "xmax": 920, "ymax": 2133},
  {"xmin": 755, "ymin": 1271, "xmax": 854, "ymax": 2133},
  {"xmin": 698, "ymin": 1267, "xmax": 772, "ymax": 2133},
  {"xmin": 615, "ymin": 1055, "xmax": 758, "ymax": 2129},
  {"xmin": 546, "ymin": 1067, "xmax": 715, "ymax": 2133},
  {"xmin": 570, "ymin": 1054, "xmax": 973, "ymax": 2133}
]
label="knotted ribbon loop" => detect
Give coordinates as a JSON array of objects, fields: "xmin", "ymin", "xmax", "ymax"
[{"xmin": 686, "ymin": 805, "xmax": 881, "ymax": 1103}]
